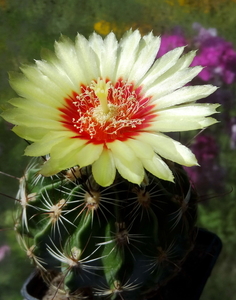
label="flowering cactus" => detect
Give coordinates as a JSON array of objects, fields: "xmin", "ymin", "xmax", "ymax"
[{"xmin": 1, "ymin": 30, "xmax": 219, "ymax": 299}]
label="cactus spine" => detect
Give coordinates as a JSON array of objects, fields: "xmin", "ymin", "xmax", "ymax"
[{"xmin": 16, "ymin": 157, "xmax": 197, "ymax": 300}]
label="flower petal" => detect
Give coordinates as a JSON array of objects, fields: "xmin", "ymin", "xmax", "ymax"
[
  {"xmin": 89, "ymin": 32, "xmax": 119, "ymax": 81},
  {"xmin": 107, "ymin": 140, "xmax": 144, "ymax": 183},
  {"xmin": 141, "ymin": 155, "xmax": 174, "ymax": 182},
  {"xmin": 145, "ymin": 66, "xmax": 203, "ymax": 99},
  {"xmin": 36, "ymin": 59, "xmax": 79, "ymax": 96},
  {"xmin": 2, "ymin": 108, "xmax": 64, "ymax": 129},
  {"xmin": 149, "ymin": 117, "xmax": 218, "ymax": 132},
  {"xmin": 50, "ymin": 138, "xmax": 87, "ymax": 160},
  {"xmin": 9, "ymin": 72, "xmax": 64, "ymax": 106},
  {"xmin": 157, "ymin": 103, "xmax": 220, "ymax": 117},
  {"xmin": 12, "ymin": 126, "xmax": 49, "ymax": 141},
  {"xmin": 8, "ymin": 98, "xmax": 61, "ymax": 120},
  {"xmin": 107, "ymin": 139, "xmax": 138, "ymax": 162},
  {"xmin": 92, "ymin": 148, "xmax": 116, "ymax": 187},
  {"xmin": 20, "ymin": 64, "xmax": 72, "ymax": 102},
  {"xmin": 152, "ymin": 85, "xmax": 218, "ymax": 109},
  {"xmin": 54, "ymin": 35, "xmax": 89, "ymax": 87},
  {"xmin": 113, "ymin": 153, "xmax": 144, "ymax": 184},
  {"xmin": 137, "ymin": 133, "xmax": 198, "ymax": 167},
  {"xmin": 74, "ymin": 33, "xmax": 100, "ymax": 83},
  {"xmin": 40, "ymin": 153, "xmax": 80, "ymax": 176},
  {"xmin": 76, "ymin": 143, "xmax": 104, "ymax": 167},
  {"xmin": 25, "ymin": 131, "xmax": 74, "ymax": 156},
  {"xmin": 140, "ymin": 46, "xmax": 185, "ymax": 87},
  {"xmin": 148, "ymin": 103, "xmax": 220, "ymax": 132},
  {"xmin": 114, "ymin": 30, "xmax": 142, "ymax": 81},
  {"xmin": 128, "ymin": 32, "xmax": 161, "ymax": 83},
  {"xmin": 124, "ymin": 138, "xmax": 154, "ymax": 159}
]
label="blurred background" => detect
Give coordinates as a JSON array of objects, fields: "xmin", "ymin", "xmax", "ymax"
[{"xmin": 0, "ymin": 0, "xmax": 236, "ymax": 299}]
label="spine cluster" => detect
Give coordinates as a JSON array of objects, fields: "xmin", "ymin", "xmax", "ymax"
[{"xmin": 15, "ymin": 158, "xmax": 197, "ymax": 300}]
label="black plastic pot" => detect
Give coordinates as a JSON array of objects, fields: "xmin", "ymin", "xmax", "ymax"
[{"xmin": 21, "ymin": 228, "xmax": 222, "ymax": 300}]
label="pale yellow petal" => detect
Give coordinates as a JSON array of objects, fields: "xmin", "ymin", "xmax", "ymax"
[
  {"xmin": 25, "ymin": 131, "xmax": 74, "ymax": 156},
  {"xmin": 136, "ymin": 133, "xmax": 198, "ymax": 167},
  {"xmin": 157, "ymin": 103, "xmax": 220, "ymax": 117},
  {"xmin": 140, "ymin": 46, "xmax": 185, "ymax": 87},
  {"xmin": 141, "ymin": 155, "xmax": 174, "ymax": 182},
  {"xmin": 76, "ymin": 143, "xmax": 104, "ymax": 167},
  {"xmin": 9, "ymin": 98, "xmax": 61, "ymax": 121},
  {"xmin": 20, "ymin": 64, "xmax": 72, "ymax": 101},
  {"xmin": 128, "ymin": 33, "xmax": 161, "ymax": 83},
  {"xmin": 40, "ymin": 147, "xmax": 82, "ymax": 176},
  {"xmin": 74, "ymin": 33, "xmax": 100, "ymax": 83},
  {"xmin": 54, "ymin": 35, "xmax": 88, "ymax": 87},
  {"xmin": 149, "ymin": 117, "xmax": 219, "ymax": 132},
  {"xmin": 107, "ymin": 139, "xmax": 144, "ymax": 183},
  {"xmin": 12, "ymin": 126, "xmax": 48, "ymax": 141},
  {"xmin": 145, "ymin": 66, "xmax": 203, "ymax": 99},
  {"xmin": 2, "ymin": 108, "xmax": 63, "ymax": 129},
  {"xmin": 152, "ymin": 85, "xmax": 218, "ymax": 109},
  {"xmin": 50, "ymin": 138, "xmax": 87, "ymax": 160},
  {"xmin": 112, "ymin": 153, "xmax": 144, "ymax": 184},
  {"xmin": 106, "ymin": 140, "xmax": 137, "ymax": 162},
  {"xmin": 40, "ymin": 159, "xmax": 62, "ymax": 176},
  {"xmin": 92, "ymin": 148, "xmax": 116, "ymax": 187},
  {"xmin": 25, "ymin": 137, "xmax": 66, "ymax": 156},
  {"xmin": 89, "ymin": 32, "xmax": 118, "ymax": 81},
  {"xmin": 124, "ymin": 138, "xmax": 154, "ymax": 159},
  {"xmin": 9, "ymin": 72, "xmax": 63, "ymax": 106},
  {"xmin": 36, "ymin": 52, "xmax": 79, "ymax": 95},
  {"xmin": 114, "ymin": 30, "xmax": 142, "ymax": 81}
]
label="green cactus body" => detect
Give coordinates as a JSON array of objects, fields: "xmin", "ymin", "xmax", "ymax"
[{"xmin": 15, "ymin": 157, "xmax": 197, "ymax": 300}]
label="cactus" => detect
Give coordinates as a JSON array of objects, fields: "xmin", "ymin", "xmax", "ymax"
[
  {"xmin": 15, "ymin": 157, "xmax": 197, "ymax": 300},
  {"xmin": 1, "ymin": 30, "xmax": 219, "ymax": 299}
]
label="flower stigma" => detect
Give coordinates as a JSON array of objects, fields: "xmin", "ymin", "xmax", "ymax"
[{"xmin": 91, "ymin": 78, "xmax": 110, "ymax": 115}]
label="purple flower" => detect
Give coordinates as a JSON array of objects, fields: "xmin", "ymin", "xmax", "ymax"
[
  {"xmin": 156, "ymin": 31, "xmax": 187, "ymax": 58},
  {"xmin": 185, "ymin": 134, "xmax": 225, "ymax": 194},
  {"xmin": 0, "ymin": 245, "xmax": 10, "ymax": 262},
  {"xmin": 191, "ymin": 135, "xmax": 219, "ymax": 162},
  {"xmin": 192, "ymin": 22, "xmax": 217, "ymax": 46},
  {"xmin": 191, "ymin": 23, "xmax": 236, "ymax": 85}
]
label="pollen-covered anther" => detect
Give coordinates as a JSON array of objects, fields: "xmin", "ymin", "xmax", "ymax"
[
  {"xmin": 49, "ymin": 199, "xmax": 66, "ymax": 224},
  {"xmin": 84, "ymin": 191, "xmax": 100, "ymax": 211}
]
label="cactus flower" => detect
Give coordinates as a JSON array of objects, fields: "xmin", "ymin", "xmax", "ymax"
[{"xmin": 2, "ymin": 30, "xmax": 219, "ymax": 187}]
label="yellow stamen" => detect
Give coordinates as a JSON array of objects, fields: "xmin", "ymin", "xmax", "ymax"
[{"xmin": 92, "ymin": 78, "xmax": 110, "ymax": 114}]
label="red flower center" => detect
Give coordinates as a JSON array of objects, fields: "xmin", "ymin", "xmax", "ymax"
[{"xmin": 60, "ymin": 78, "xmax": 155, "ymax": 143}]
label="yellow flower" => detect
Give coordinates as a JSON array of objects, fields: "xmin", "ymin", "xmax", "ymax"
[
  {"xmin": 2, "ymin": 30, "xmax": 219, "ymax": 187},
  {"xmin": 94, "ymin": 20, "xmax": 113, "ymax": 36}
]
